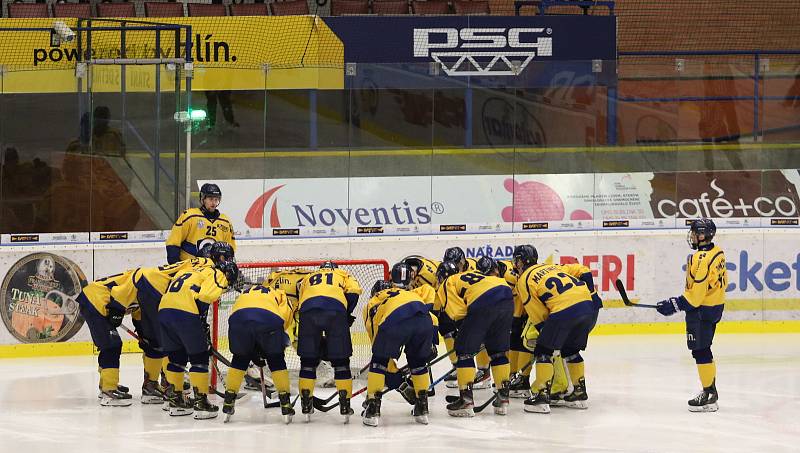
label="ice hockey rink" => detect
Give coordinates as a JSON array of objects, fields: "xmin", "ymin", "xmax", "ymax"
[{"xmin": 1, "ymin": 333, "xmax": 797, "ymax": 453}]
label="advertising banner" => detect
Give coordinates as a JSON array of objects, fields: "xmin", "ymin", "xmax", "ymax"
[
  {"xmin": 204, "ymin": 169, "xmax": 800, "ymax": 239},
  {"xmin": 322, "ymin": 16, "xmax": 615, "ymax": 77},
  {"xmin": 1, "ymin": 229, "xmax": 799, "ymax": 347}
]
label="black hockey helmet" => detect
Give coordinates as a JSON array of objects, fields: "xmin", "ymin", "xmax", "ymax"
[
  {"xmin": 512, "ymin": 245, "xmax": 538, "ymax": 272},
  {"xmin": 371, "ymin": 279, "xmax": 393, "ymax": 297},
  {"xmin": 390, "ymin": 262, "xmax": 413, "ymax": 288},
  {"xmin": 443, "ymin": 247, "xmax": 467, "ymax": 271},
  {"xmin": 199, "ymin": 183, "xmax": 222, "ymax": 213},
  {"xmin": 401, "ymin": 255, "xmax": 425, "ymax": 273},
  {"xmin": 217, "ymin": 260, "xmax": 240, "ymax": 289},
  {"xmin": 209, "ymin": 241, "xmax": 235, "ymax": 265},
  {"xmin": 436, "ymin": 261, "xmax": 459, "ymax": 283},
  {"xmin": 320, "ymin": 261, "xmax": 338, "ymax": 270},
  {"xmin": 688, "ymin": 218, "xmax": 717, "ymax": 250},
  {"xmin": 476, "ymin": 256, "xmax": 499, "ymax": 276}
]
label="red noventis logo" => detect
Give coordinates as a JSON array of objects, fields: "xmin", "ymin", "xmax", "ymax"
[{"xmin": 245, "ymin": 185, "xmax": 285, "ymax": 228}]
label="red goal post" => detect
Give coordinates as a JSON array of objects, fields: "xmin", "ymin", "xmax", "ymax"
[{"xmin": 210, "ymin": 259, "xmax": 390, "ymax": 388}]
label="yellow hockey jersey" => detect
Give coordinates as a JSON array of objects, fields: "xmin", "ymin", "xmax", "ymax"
[
  {"xmin": 263, "ymin": 269, "xmax": 314, "ymax": 304},
  {"xmin": 81, "ymin": 270, "xmax": 136, "ymax": 316},
  {"xmin": 159, "ymin": 266, "xmax": 229, "ymax": 316},
  {"xmin": 363, "ymin": 287, "xmax": 429, "ymax": 342},
  {"xmin": 229, "ymin": 285, "xmax": 294, "ymax": 332},
  {"xmin": 683, "ymin": 245, "xmax": 727, "ymax": 315},
  {"xmin": 436, "ymin": 271, "xmax": 512, "ymax": 322},
  {"xmin": 165, "ymin": 208, "xmax": 236, "ymax": 263},
  {"xmin": 410, "ymin": 257, "xmax": 441, "ymax": 289},
  {"xmin": 129, "ymin": 258, "xmax": 215, "ymax": 300},
  {"xmin": 514, "ymin": 263, "xmax": 594, "ymax": 325},
  {"xmin": 298, "ymin": 268, "xmax": 362, "ymax": 313}
]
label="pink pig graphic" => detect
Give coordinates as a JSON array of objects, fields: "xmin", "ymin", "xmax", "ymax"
[{"xmin": 502, "ymin": 178, "xmax": 592, "ymax": 222}]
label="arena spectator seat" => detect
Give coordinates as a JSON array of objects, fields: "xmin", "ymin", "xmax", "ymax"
[
  {"xmin": 188, "ymin": 3, "xmax": 227, "ymax": 16},
  {"xmin": 144, "ymin": 1, "xmax": 184, "ymax": 17},
  {"xmin": 7, "ymin": 2, "xmax": 49, "ymax": 18},
  {"xmin": 270, "ymin": 0, "xmax": 309, "ymax": 15},
  {"xmin": 53, "ymin": 2, "xmax": 92, "ymax": 18},
  {"xmin": 96, "ymin": 2, "xmax": 136, "ymax": 17},
  {"xmin": 331, "ymin": 0, "xmax": 369, "ymax": 15},
  {"xmin": 411, "ymin": 0, "xmax": 449, "ymax": 14},
  {"xmin": 371, "ymin": 0, "xmax": 409, "ymax": 14},
  {"xmin": 453, "ymin": 0, "xmax": 489, "ymax": 14},
  {"xmin": 229, "ymin": 2, "xmax": 269, "ymax": 16}
]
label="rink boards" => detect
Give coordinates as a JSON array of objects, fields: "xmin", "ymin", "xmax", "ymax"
[{"xmin": 1, "ymin": 228, "xmax": 799, "ymax": 356}]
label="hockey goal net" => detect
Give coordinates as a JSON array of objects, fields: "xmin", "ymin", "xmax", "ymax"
[{"xmin": 210, "ymin": 259, "xmax": 389, "ymax": 388}]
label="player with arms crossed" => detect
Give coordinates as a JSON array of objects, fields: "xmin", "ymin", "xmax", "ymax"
[
  {"xmin": 512, "ymin": 245, "xmax": 601, "ymax": 414},
  {"xmin": 437, "ymin": 260, "xmax": 514, "ymax": 417},
  {"xmin": 655, "ymin": 218, "xmax": 726, "ymax": 412},
  {"xmin": 158, "ymin": 249, "xmax": 238, "ymax": 419},
  {"xmin": 222, "ymin": 283, "xmax": 296, "ymax": 423},
  {"xmin": 362, "ymin": 263, "xmax": 435, "ymax": 427},
  {"xmin": 165, "ymin": 183, "xmax": 236, "ymax": 264},
  {"xmin": 296, "ymin": 261, "xmax": 362, "ymax": 423}
]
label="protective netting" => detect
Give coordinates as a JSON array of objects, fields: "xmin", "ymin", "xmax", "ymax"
[{"xmin": 210, "ymin": 260, "xmax": 388, "ymax": 388}]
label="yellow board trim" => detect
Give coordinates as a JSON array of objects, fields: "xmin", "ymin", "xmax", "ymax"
[
  {"xmin": 128, "ymin": 142, "xmax": 800, "ymax": 160},
  {"xmin": 1, "ymin": 322, "xmax": 798, "ymax": 358}
]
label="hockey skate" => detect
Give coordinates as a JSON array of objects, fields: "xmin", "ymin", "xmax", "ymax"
[
  {"xmin": 412, "ymin": 390, "xmax": 429, "ymax": 425},
  {"xmin": 523, "ymin": 387, "xmax": 551, "ymax": 414},
  {"xmin": 222, "ymin": 391, "xmax": 237, "ymax": 423},
  {"xmin": 397, "ymin": 377, "xmax": 417, "ymax": 405},
  {"xmin": 192, "ymin": 389, "xmax": 219, "ymax": 420},
  {"xmin": 562, "ymin": 377, "xmax": 589, "ymax": 409},
  {"xmin": 446, "ymin": 387, "xmax": 475, "ymax": 417},
  {"xmin": 141, "ymin": 378, "xmax": 164, "ymax": 404},
  {"xmin": 339, "ymin": 390, "xmax": 354, "ymax": 424},
  {"xmin": 444, "ymin": 369, "xmax": 458, "ymax": 388},
  {"xmin": 165, "ymin": 385, "xmax": 193, "ymax": 416},
  {"xmin": 688, "ymin": 381, "xmax": 718, "ymax": 412},
  {"xmin": 472, "ymin": 368, "xmax": 492, "ymax": 390},
  {"xmin": 509, "ymin": 374, "xmax": 531, "ymax": 398},
  {"xmin": 492, "ymin": 381, "xmax": 510, "ymax": 415},
  {"xmin": 362, "ymin": 394, "xmax": 381, "ymax": 427},
  {"xmin": 279, "ymin": 392, "xmax": 295, "ymax": 424},
  {"xmin": 97, "ymin": 384, "xmax": 130, "ymax": 399},
  {"xmin": 300, "ymin": 389, "xmax": 314, "ymax": 422},
  {"xmin": 99, "ymin": 388, "xmax": 133, "ymax": 407}
]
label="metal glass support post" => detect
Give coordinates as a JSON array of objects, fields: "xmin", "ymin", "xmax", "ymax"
[
  {"xmin": 753, "ymin": 53, "xmax": 760, "ymax": 141},
  {"xmin": 184, "ymin": 62, "xmax": 194, "ymax": 210}
]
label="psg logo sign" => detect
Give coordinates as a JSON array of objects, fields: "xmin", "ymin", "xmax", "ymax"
[{"xmin": 0, "ymin": 253, "xmax": 87, "ymax": 343}]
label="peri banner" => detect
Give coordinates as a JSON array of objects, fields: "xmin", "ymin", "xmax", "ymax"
[{"xmin": 321, "ymin": 16, "xmax": 616, "ymax": 77}]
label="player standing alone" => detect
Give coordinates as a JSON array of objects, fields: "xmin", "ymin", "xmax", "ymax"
[
  {"xmin": 165, "ymin": 183, "xmax": 236, "ymax": 264},
  {"xmin": 655, "ymin": 218, "xmax": 727, "ymax": 412}
]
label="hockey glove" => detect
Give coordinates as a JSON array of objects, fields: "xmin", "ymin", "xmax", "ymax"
[
  {"xmin": 656, "ymin": 298, "xmax": 680, "ymax": 316},
  {"xmin": 106, "ymin": 305, "xmax": 125, "ymax": 328}
]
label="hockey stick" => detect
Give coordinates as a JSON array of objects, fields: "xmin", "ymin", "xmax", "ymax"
[
  {"xmin": 259, "ymin": 366, "xmax": 269, "ymax": 408},
  {"xmin": 120, "ymin": 324, "xmax": 247, "ymax": 401},
  {"xmin": 312, "ymin": 360, "xmax": 371, "ymax": 407},
  {"xmin": 473, "ymin": 359, "xmax": 534, "ymax": 413},
  {"xmin": 615, "ymin": 279, "xmax": 658, "ymax": 308},
  {"xmin": 314, "ymin": 348, "xmax": 457, "ymax": 412}
]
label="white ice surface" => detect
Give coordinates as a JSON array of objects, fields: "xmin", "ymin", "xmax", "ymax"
[{"xmin": 1, "ymin": 334, "xmax": 799, "ymax": 453}]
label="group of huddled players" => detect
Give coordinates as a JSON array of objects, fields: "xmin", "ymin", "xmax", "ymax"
[
  {"xmin": 75, "ymin": 239, "xmax": 605, "ymax": 425},
  {"xmin": 75, "ymin": 182, "xmax": 727, "ymax": 426}
]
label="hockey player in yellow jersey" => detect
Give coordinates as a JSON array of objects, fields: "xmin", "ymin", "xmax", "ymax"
[
  {"xmin": 128, "ymin": 252, "xmax": 219, "ymax": 401},
  {"xmin": 441, "ymin": 247, "xmax": 497, "ymax": 389},
  {"xmin": 76, "ymin": 270, "xmax": 139, "ymax": 406},
  {"xmin": 362, "ymin": 263, "xmax": 435, "ymax": 427},
  {"xmin": 401, "ymin": 255, "xmax": 441, "ymax": 290},
  {"xmin": 158, "ymin": 249, "xmax": 238, "ymax": 419},
  {"xmin": 437, "ymin": 260, "xmax": 514, "ymax": 417},
  {"xmin": 165, "ymin": 183, "xmax": 236, "ymax": 264},
  {"xmin": 655, "ymin": 218, "xmax": 726, "ymax": 412},
  {"xmin": 512, "ymin": 245, "xmax": 601, "ymax": 414},
  {"xmin": 222, "ymin": 284, "xmax": 296, "ymax": 423},
  {"xmin": 296, "ymin": 261, "xmax": 362, "ymax": 423}
]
